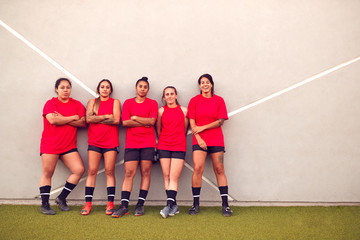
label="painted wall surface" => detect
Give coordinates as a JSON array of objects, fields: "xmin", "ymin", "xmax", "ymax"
[{"xmin": 0, "ymin": 0, "xmax": 359, "ymax": 202}]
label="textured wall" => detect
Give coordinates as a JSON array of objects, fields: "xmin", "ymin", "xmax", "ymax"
[{"xmin": 0, "ymin": 0, "xmax": 359, "ymax": 203}]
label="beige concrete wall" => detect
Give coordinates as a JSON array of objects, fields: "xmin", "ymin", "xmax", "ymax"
[{"xmin": 0, "ymin": 0, "xmax": 359, "ymax": 203}]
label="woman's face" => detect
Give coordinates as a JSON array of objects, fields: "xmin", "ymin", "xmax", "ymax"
[
  {"xmin": 136, "ymin": 81, "xmax": 149, "ymax": 97},
  {"xmin": 199, "ymin": 77, "xmax": 213, "ymax": 94},
  {"xmin": 163, "ymin": 88, "xmax": 177, "ymax": 105},
  {"xmin": 98, "ymin": 81, "xmax": 112, "ymax": 98},
  {"xmin": 56, "ymin": 80, "xmax": 71, "ymax": 99}
]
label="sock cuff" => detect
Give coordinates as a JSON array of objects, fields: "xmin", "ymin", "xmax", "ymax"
[
  {"xmin": 107, "ymin": 186, "xmax": 116, "ymax": 194},
  {"xmin": 192, "ymin": 187, "xmax": 201, "ymax": 195},
  {"xmin": 40, "ymin": 185, "xmax": 51, "ymax": 193},
  {"xmin": 219, "ymin": 186, "xmax": 228, "ymax": 194},
  {"xmin": 139, "ymin": 189, "xmax": 148, "ymax": 198},
  {"xmin": 64, "ymin": 181, "xmax": 76, "ymax": 190},
  {"xmin": 85, "ymin": 186, "xmax": 95, "ymax": 195}
]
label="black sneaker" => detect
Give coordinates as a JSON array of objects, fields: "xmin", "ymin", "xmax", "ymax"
[
  {"xmin": 222, "ymin": 206, "xmax": 232, "ymax": 217},
  {"xmin": 134, "ymin": 204, "xmax": 144, "ymax": 216},
  {"xmin": 188, "ymin": 205, "xmax": 200, "ymax": 215},
  {"xmin": 112, "ymin": 206, "xmax": 129, "ymax": 218},
  {"xmin": 55, "ymin": 197, "xmax": 70, "ymax": 211},
  {"xmin": 40, "ymin": 202, "xmax": 56, "ymax": 215}
]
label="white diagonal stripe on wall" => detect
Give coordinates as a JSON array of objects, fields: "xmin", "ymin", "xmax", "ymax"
[{"xmin": 0, "ymin": 20, "xmax": 97, "ymax": 97}]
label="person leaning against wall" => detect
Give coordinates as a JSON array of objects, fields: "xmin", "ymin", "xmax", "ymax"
[
  {"xmin": 39, "ymin": 78, "xmax": 86, "ymax": 215},
  {"xmin": 156, "ymin": 86, "xmax": 189, "ymax": 218},
  {"xmin": 112, "ymin": 77, "xmax": 158, "ymax": 218},
  {"xmin": 187, "ymin": 73, "xmax": 233, "ymax": 217},
  {"xmin": 81, "ymin": 79, "xmax": 121, "ymax": 216}
]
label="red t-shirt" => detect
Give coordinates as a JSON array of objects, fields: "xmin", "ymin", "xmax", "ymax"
[
  {"xmin": 158, "ymin": 105, "xmax": 187, "ymax": 152},
  {"xmin": 187, "ymin": 94, "xmax": 228, "ymax": 147},
  {"xmin": 40, "ymin": 97, "xmax": 86, "ymax": 154},
  {"xmin": 122, "ymin": 98, "xmax": 158, "ymax": 149},
  {"xmin": 88, "ymin": 98, "xmax": 119, "ymax": 148}
]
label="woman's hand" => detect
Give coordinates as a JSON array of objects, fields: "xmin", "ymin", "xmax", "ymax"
[
  {"xmin": 192, "ymin": 125, "xmax": 205, "ymax": 135},
  {"xmin": 197, "ymin": 137, "xmax": 207, "ymax": 150}
]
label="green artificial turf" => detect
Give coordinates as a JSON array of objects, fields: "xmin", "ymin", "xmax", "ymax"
[{"xmin": 0, "ymin": 205, "xmax": 359, "ymax": 240}]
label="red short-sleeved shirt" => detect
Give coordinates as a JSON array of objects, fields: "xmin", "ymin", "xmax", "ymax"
[
  {"xmin": 187, "ymin": 94, "xmax": 228, "ymax": 147},
  {"xmin": 122, "ymin": 98, "xmax": 158, "ymax": 149},
  {"xmin": 88, "ymin": 98, "xmax": 119, "ymax": 148},
  {"xmin": 40, "ymin": 97, "xmax": 86, "ymax": 154},
  {"xmin": 158, "ymin": 105, "xmax": 187, "ymax": 152}
]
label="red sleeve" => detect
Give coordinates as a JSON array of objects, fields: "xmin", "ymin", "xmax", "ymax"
[
  {"xmin": 77, "ymin": 101, "xmax": 86, "ymax": 118},
  {"xmin": 218, "ymin": 97, "xmax": 228, "ymax": 120},
  {"xmin": 122, "ymin": 99, "xmax": 131, "ymax": 121},
  {"xmin": 187, "ymin": 97, "xmax": 196, "ymax": 120},
  {"xmin": 42, "ymin": 98, "xmax": 56, "ymax": 117},
  {"xmin": 149, "ymin": 100, "xmax": 158, "ymax": 119}
]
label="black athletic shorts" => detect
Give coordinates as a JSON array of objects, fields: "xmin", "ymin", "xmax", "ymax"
[
  {"xmin": 40, "ymin": 148, "xmax": 78, "ymax": 156},
  {"xmin": 88, "ymin": 145, "xmax": 119, "ymax": 154},
  {"xmin": 192, "ymin": 145, "xmax": 225, "ymax": 154},
  {"xmin": 124, "ymin": 148, "xmax": 155, "ymax": 162},
  {"xmin": 158, "ymin": 150, "xmax": 186, "ymax": 160}
]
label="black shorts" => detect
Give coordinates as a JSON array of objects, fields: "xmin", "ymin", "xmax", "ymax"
[
  {"xmin": 88, "ymin": 145, "xmax": 119, "ymax": 154},
  {"xmin": 124, "ymin": 148, "xmax": 155, "ymax": 162},
  {"xmin": 192, "ymin": 145, "xmax": 225, "ymax": 154},
  {"xmin": 158, "ymin": 150, "xmax": 186, "ymax": 160},
  {"xmin": 40, "ymin": 148, "xmax": 78, "ymax": 157}
]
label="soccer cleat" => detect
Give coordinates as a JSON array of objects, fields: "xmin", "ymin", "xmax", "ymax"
[
  {"xmin": 222, "ymin": 206, "xmax": 233, "ymax": 217},
  {"xmin": 40, "ymin": 202, "xmax": 56, "ymax": 215},
  {"xmin": 134, "ymin": 204, "xmax": 144, "ymax": 216},
  {"xmin": 105, "ymin": 202, "xmax": 115, "ymax": 215},
  {"xmin": 188, "ymin": 205, "xmax": 200, "ymax": 215},
  {"xmin": 160, "ymin": 205, "xmax": 171, "ymax": 219},
  {"xmin": 55, "ymin": 197, "xmax": 70, "ymax": 211},
  {"xmin": 112, "ymin": 206, "xmax": 129, "ymax": 218},
  {"xmin": 169, "ymin": 204, "xmax": 179, "ymax": 216},
  {"xmin": 81, "ymin": 202, "xmax": 92, "ymax": 215}
]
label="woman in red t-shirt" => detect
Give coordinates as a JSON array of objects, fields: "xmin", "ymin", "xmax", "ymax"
[
  {"xmin": 39, "ymin": 78, "xmax": 86, "ymax": 215},
  {"xmin": 81, "ymin": 79, "xmax": 121, "ymax": 216},
  {"xmin": 112, "ymin": 77, "xmax": 158, "ymax": 218},
  {"xmin": 187, "ymin": 73, "xmax": 232, "ymax": 217},
  {"xmin": 157, "ymin": 86, "xmax": 188, "ymax": 218}
]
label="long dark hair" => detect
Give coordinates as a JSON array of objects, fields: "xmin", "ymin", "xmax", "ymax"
[
  {"xmin": 96, "ymin": 79, "xmax": 113, "ymax": 94},
  {"xmin": 93, "ymin": 79, "xmax": 113, "ymax": 115},
  {"xmin": 162, "ymin": 86, "xmax": 179, "ymax": 106},
  {"xmin": 55, "ymin": 78, "xmax": 71, "ymax": 93},
  {"xmin": 198, "ymin": 73, "xmax": 214, "ymax": 96}
]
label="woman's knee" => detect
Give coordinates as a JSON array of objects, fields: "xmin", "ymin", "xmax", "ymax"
[
  {"xmin": 87, "ymin": 167, "xmax": 98, "ymax": 177},
  {"xmin": 124, "ymin": 169, "xmax": 136, "ymax": 179},
  {"xmin": 193, "ymin": 165, "xmax": 204, "ymax": 175},
  {"xmin": 214, "ymin": 165, "xmax": 225, "ymax": 176},
  {"xmin": 42, "ymin": 169, "xmax": 55, "ymax": 179},
  {"xmin": 105, "ymin": 168, "xmax": 115, "ymax": 177},
  {"xmin": 141, "ymin": 168, "xmax": 151, "ymax": 177}
]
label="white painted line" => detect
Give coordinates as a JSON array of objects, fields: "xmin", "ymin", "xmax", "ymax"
[
  {"xmin": 0, "ymin": 19, "xmax": 97, "ymax": 97},
  {"xmin": 228, "ymin": 56, "xmax": 360, "ymax": 117}
]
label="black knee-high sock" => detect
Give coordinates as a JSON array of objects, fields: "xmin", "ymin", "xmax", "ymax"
[
  {"xmin": 136, "ymin": 189, "xmax": 148, "ymax": 206},
  {"xmin": 85, "ymin": 187, "xmax": 95, "ymax": 202},
  {"xmin": 57, "ymin": 181, "xmax": 76, "ymax": 200},
  {"xmin": 219, "ymin": 186, "xmax": 229, "ymax": 207},
  {"xmin": 107, "ymin": 186, "xmax": 115, "ymax": 202},
  {"xmin": 166, "ymin": 190, "xmax": 177, "ymax": 208},
  {"xmin": 192, "ymin": 187, "xmax": 201, "ymax": 206},
  {"xmin": 40, "ymin": 185, "xmax": 51, "ymax": 204},
  {"xmin": 121, "ymin": 191, "xmax": 131, "ymax": 208}
]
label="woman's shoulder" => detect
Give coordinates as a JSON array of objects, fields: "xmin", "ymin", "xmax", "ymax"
[
  {"xmin": 212, "ymin": 94, "xmax": 225, "ymax": 102},
  {"xmin": 69, "ymin": 98, "xmax": 85, "ymax": 106}
]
